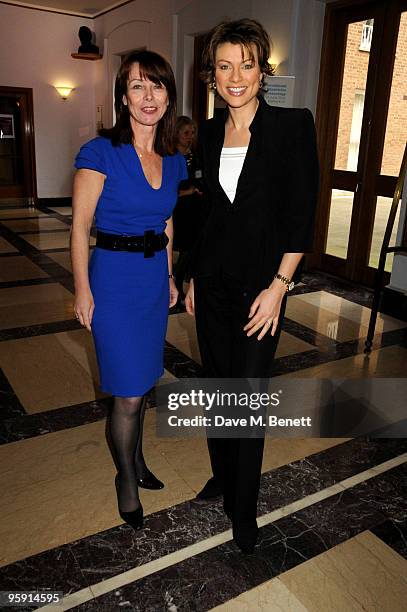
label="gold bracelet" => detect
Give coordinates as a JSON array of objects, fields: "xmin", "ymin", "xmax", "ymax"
[{"xmin": 274, "ymin": 273, "xmax": 294, "ymax": 292}]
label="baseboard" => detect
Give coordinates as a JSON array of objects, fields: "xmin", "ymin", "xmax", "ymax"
[{"xmin": 381, "ymin": 286, "xmax": 407, "ymax": 322}]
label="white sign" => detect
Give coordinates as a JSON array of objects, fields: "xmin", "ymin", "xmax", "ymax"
[{"xmin": 263, "ymin": 76, "xmax": 295, "ymax": 108}]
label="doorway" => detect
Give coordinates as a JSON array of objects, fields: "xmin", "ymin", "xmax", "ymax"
[
  {"xmin": 312, "ymin": 0, "xmax": 407, "ymax": 286},
  {"xmin": 0, "ymin": 86, "xmax": 37, "ymax": 203}
]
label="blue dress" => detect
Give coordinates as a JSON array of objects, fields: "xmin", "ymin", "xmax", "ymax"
[{"xmin": 75, "ymin": 137, "xmax": 187, "ymax": 396}]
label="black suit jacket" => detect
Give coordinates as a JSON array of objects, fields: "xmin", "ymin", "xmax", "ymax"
[{"xmin": 191, "ymin": 95, "xmax": 319, "ymax": 289}]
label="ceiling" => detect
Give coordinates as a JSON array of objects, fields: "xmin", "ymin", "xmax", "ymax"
[{"xmin": 0, "ymin": 0, "xmax": 133, "ymax": 17}]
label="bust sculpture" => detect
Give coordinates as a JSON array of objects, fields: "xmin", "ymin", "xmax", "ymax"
[{"xmin": 78, "ymin": 26, "xmax": 99, "ymax": 54}]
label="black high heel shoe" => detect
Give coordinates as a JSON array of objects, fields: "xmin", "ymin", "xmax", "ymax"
[
  {"xmin": 115, "ymin": 475, "xmax": 144, "ymax": 531},
  {"xmin": 137, "ymin": 470, "xmax": 164, "ymax": 490},
  {"xmin": 232, "ymin": 519, "xmax": 258, "ymax": 554}
]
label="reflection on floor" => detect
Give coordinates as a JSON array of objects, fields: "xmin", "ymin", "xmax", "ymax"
[{"xmin": 0, "ymin": 201, "xmax": 406, "ymax": 611}]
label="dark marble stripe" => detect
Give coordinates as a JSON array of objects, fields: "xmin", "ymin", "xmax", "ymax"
[
  {"xmin": 282, "ymin": 316, "xmax": 338, "ymax": 348},
  {"xmin": 37, "ymin": 198, "xmax": 72, "ymax": 208},
  {"xmin": 0, "ymin": 550, "xmax": 86, "ymax": 612},
  {"xmin": 350, "ymin": 462, "xmax": 407, "ymax": 522},
  {"xmin": 0, "ymin": 221, "xmax": 45, "ymax": 254},
  {"xmin": 299, "ymin": 271, "xmax": 374, "ymax": 308},
  {"xmin": 73, "ymin": 487, "xmax": 387, "ymax": 611},
  {"xmin": 0, "ymin": 277, "xmax": 55, "ymax": 290},
  {"xmin": 0, "ymin": 398, "xmax": 112, "ymax": 444},
  {"xmin": 34, "ymin": 247, "xmax": 71, "ymax": 254},
  {"xmin": 371, "ymin": 517, "xmax": 407, "ymax": 560},
  {"xmin": 272, "ymin": 326, "xmax": 407, "ymax": 376},
  {"xmin": 0, "ymin": 319, "xmax": 81, "ymax": 342},
  {"xmin": 18, "ymin": 228, "xmax": 70, "ymax": 235},
  {"xmin": 0, "ymin": 222, "xmax": 75, "ymax": 292},
  {"xmin": 0, "ymin": 436, "xmax": 405, "ymax": 606},
  {"xmin": 0, "ymin": 215, "xmax": 55, "ymax": 221},
  {"xmin": 305, "ymin": 437, "xmax": 407, "ymax": 482},
  {"xmin": 0, "ymin": 368, "xmax": 26, "ymax": 419},
  {"xmin": 0, "ymin": 204, "xmax": 31, "ymax": 210},
  {"xmin": 164, "ymin": 341, "xmax": 202, "ymax": 377},
  {"xmin": 0, "ymin": 252, "xmax": 24, "ymax": 258}
]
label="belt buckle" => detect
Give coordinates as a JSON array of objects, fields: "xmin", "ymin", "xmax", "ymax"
[{"xmin": 143, "ymin": 229, "xmax": 155, "ymax": 258}]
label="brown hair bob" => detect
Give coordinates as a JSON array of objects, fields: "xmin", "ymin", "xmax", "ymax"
[
  {"xmin": 99, "ymin": 49, "xmax": 177, "ymax": 156},
  {"xmin": 200, "ymin": 18, "xmax": 273, "ymax": 84}
]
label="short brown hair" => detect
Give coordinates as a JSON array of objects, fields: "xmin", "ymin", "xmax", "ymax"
[
  {"xmin": 99, "ymin": 49, "xmax": 177, "ymax": 156},
  {"xmin": 200, "ymin": 18, "xmax": 273, "ymax": 84}
]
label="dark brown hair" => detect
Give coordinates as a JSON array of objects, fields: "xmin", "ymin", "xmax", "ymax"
[
  {"xmin": 99, "ymin": 49, "xmax": 177, "ymax": 156},
  {"xmin": 200, "ymin": 18, "xmax": 273, "ymax": 84}
]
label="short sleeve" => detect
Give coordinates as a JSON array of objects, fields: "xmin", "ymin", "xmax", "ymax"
[{"xmin": 75, "ymin": 138, "xmax": 107, "ymax": 175}]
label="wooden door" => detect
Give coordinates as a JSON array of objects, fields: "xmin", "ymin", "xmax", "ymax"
[
  {"xmin": 312, "ymin": 0, "xmax": 407, "ymax": 286},
  {"xmin": 0, "ymin": 86, "xmax": 37, "ymax": 202}
]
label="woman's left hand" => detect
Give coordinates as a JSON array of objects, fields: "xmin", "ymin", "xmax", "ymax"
[
  {"xmin": 243, "ymin": 281, "xmax": 287, "ymax": 340},
  {"xmin": 169, "ymin": 277, "xmax": 178, "ymax": 308}
]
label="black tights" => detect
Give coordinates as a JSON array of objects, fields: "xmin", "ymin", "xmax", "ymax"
[{"xmin": 108, "ymin": 395, "xmax": 149, "ymax": 512}]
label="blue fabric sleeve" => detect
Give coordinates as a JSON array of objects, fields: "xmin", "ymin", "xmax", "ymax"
[{"xmin": 75, "ymin": 138, "xmax": 107, "ymax": 175}]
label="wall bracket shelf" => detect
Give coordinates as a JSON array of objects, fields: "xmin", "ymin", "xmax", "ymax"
[{"xmin": 71, "ymin": 53, "xmax": 102, "ymax": 61}]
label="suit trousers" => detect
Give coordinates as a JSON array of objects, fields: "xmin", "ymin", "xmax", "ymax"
[{"xmin": 194, "ymin": 271, "xmax": 286, "ymax": 522}]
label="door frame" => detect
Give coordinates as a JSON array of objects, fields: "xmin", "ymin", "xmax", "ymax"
[
  {"xmin": 0, "ymin": 85, "xmax": 37, "ymax": 202},
  {"xmin": 310, "ymin": 0, "xmax": 406, "ymax": 286}
]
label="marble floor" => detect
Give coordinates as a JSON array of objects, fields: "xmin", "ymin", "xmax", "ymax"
[{"xmin": 0, "ymin": 201, "xmax": 406, "ymax": 611}]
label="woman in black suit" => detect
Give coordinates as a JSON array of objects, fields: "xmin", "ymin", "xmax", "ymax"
[{"xmin": 185, "ymin": 19, "xmax": 319, "ymax": 553}]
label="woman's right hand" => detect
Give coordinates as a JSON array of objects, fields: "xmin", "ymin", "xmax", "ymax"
[
  {"xmin": 74, "ymin": 288, "xmax": 95, "ymax": 332},
  {"xmin": 185, "ymin": 278, "xmax": 195, "ymax": 316}
]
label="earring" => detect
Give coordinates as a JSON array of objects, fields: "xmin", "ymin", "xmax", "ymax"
[{"xmin": 211, "ymin": 80, "xmax": 217, "ymax": 91}]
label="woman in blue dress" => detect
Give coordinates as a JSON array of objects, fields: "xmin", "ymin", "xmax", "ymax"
[{"xmin": 71, "ymin": 50, "xmax": 187, "ymax": 530}]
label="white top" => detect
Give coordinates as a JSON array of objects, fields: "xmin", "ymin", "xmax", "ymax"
[{"xmin": 219, "ymin": 146, "xmax": 248, "ymax": 203}]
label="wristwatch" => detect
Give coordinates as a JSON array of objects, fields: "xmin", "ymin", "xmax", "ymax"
[{"xmin": 274, "ymin": 273, "xmax": 295, "ymax": 291}]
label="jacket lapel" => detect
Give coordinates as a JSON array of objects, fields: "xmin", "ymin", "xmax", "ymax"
[
  {"xmin": 233, "ymin": 96, "xmax": 271, "ymax": 206},
  {"xmin": 206, "ymin": 115, "xmax": 230, "ymax": 206},
  {"xmin": 205, "ymin": 97, "xmax": 278, "ymax": 209}
]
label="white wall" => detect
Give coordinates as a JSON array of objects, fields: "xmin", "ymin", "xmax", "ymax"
[{"xmin": 0, "ymin": 3, "xmax": 96, "ymax": 198}]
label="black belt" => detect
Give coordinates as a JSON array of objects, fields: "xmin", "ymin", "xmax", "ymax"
[{"xmin": 96, "ymin": 230, "xmax": 168, "ymax": 258}]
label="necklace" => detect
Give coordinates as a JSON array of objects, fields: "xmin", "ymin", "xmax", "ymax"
[
  {"xmin": 134, "ymin": 143, "xmax": 154, "ymax": 160},
  {"xmin": 133, "ymin": 143, "xmax": 144, "ymax": 159}
]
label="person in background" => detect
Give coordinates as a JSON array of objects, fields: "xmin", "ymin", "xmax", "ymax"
[
  {"xmin": 71, "ymin": 50, "xmax": 187, "ymax": 532},
  {"xmin": 172, "ymin": 116, "xmax": 204, "ymax": 301},
  {"xmin": 185, "ymin": 19, "xmax": 319, "ymax": 553}
]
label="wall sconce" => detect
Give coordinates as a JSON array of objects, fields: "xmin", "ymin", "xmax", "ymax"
[
  {"xmin": 55, "ymin": 86, "xmax": 74, "ymax": 100},
  {"xmin": 267, "ymin": 58, "xmax": 278, "ymax": 75}
]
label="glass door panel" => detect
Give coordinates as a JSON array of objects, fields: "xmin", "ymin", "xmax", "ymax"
[
  {"xmin": 315, "ymin": 1, "xmax": 406, "ymax": 286},
  {"xmin": 381, "ymin": 11, "xmax": 407, "ymax": 176},
  {"xmin": 334, "ymin": 20, "xmax": 373, "ymax": 171},
  {"xmin": 368, "ymin": 196, "xmax": 401, "ymax": 271},
  {"xmin": 326, "ymin": 189, "xmax": 354, "ymax": 259}
]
